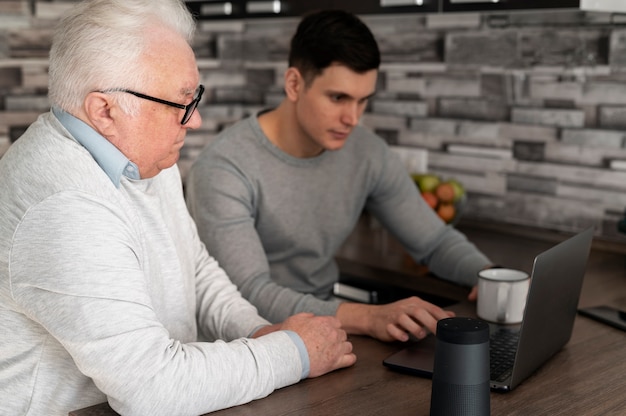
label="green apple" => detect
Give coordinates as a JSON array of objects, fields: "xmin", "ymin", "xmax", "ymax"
[
  {"xmin": 415, "ymin": 174, "xmax": 440, "ymax": 193},
  {"xmin": 447, "ymin": 179, "xmax": 465, "ymax": 202}
]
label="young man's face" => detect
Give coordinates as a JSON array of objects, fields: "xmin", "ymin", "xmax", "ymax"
[{"xmin": 292, "ymin": 63, "xmax": 377, "ymax": 157}]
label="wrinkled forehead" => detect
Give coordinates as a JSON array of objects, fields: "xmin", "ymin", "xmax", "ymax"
[{"xmin": 142, "ymin": 25, "xmax": 199, "ymax": 94}]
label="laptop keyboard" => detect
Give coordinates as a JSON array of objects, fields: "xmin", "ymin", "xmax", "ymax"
[{"xmin": 489, "ymin": 329, "xmax": 520, "ymax": 382}]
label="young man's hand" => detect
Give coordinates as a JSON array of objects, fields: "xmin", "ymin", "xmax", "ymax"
[{"xmin": 336, "ymin": 297, "xmax": 455, "ymax": 342}]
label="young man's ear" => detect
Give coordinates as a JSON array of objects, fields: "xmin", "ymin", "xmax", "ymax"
[{"xmin": 284, "ymin": 67, "xmax": 304, "ymax": 101}]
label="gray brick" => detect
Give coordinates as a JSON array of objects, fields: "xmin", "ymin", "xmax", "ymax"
[
  {"xmin": 360, "ymin": 113, "xmax": 408, "ymax": 132},
  {"xmin": 35, "ymin": 2, "xmax": 76, "ymax": 19},
  {"xmin": 507, "ymin": 173, "xmax": 557, "ymax": 195},
  {"xmin": 580, "ymin": 104, "xmax": 599, "ymax": 127},
  {"xmin": 519, "ymin": 29, "xmax": 607, "ymax": 67},
  {"xmin": 365, "ymin": 14, "xmax": 427, "ymax": 36},
  {"xmin": 429, "ymin": 151, "xmax": 516, "ymax": 176},
  {"xmin": 375, "ymin": 129, "xmax": 399, "ymax": 146},
  {"xmin": 371, "ymin": 100, "xmax": 428, "ymax": 118},
  {"xmin": 513, "ymin": 141, "xmax": 545, "ymax": 162},
  {"xmin": 197, "ymin": 20, "xmax": 245, "ymax": 34},
  {"xmin": 218, "ymin": 34, "xmax": 288, "ymax": 62},
  {"xmin": 463, "ymin": 194, "xmax": 507, "ymax": 221},
  {"xmin": 8, "ymin": 28, "xmax": 54, "ymax": 58},
  {"xmin": 481, "ymin": 72, "xmax": 514, "ymax": 101},
  {"xmin": 0, "ymin": 111, "xmax": 41, "ymax": 127},
  {"xmin": 561, "ymin": 128, "xmax": 625, "ymax": 149},
  {"xmin": 545, "ymin": 141, "xmax": 626, "ymax": 167},
  {"xmin": 426, "ymin": 13, "xmax": 481, "ymax": 30},
  {"xmin": 516, "ymin": 161, "xmax": 626, "ymax": 191},
  {"xmin": 0, "ymin": 0, "xmax": 29, "ymax": 15},
  {"xmin": 511, "ymin": 107, "xmax": 585, "ymax": 128},
  {"xmin": 385, "ymin": 76, "xmax": 426, "ymax": 95},
  {"xmin": 500, "ymin": 123, "xmax": 558, "ymax": 142},
  {"xmin": 0, "ymin": 67, "xmax": 21, "ymax": 88},
  {"xmin": 599, "ymin": 106, "xmax": 626, "ymax": 129},
  {"xmin": 439, "ymin": 98, "xmax": 509, "ymax": 121},
  {"xmin": 246, "ymin": 68, "xmax": 276, "ymax": 89},
  {"xmin": 529, "ymin": 79, "xmax": 582, "ymax": 102},
  {"xmin": 503, "ymin": 192, "xmax": 601, "ymax": 233},
  {"xmin": 377, "ymin": 31, "xmax": 442, "ymax": 63},
  {"xmin": 445, "ymin": 30, "xmax": 519, "ymax": 67},
  {"xmin": 381, "ymin": 62, "xmax": 448, "ymax": 74},
  {"xmin": 409, "ymin": 117, "xmax": 458, "ymax": 136},
  {"xmin": 457, "ymin": 120, "xmax": 500, "ymax": 140},
  {"xmin": 397, "ymin": 130, "xmax": 446, "ymax": 151},
  {"xmin": 558, "ymin": 183, "xmax": 626, "ymax": 213},
  {"xmin": 0, "ymin": 16, "xmax": 29, "ymax": 30},
  {"xmin": 202, "ymin": 70, "xmax": 246, "ymax": 89},
  {"xmin": 507, "ymin": 10, "xmax": 588, "ymax": 27},
  {"xmin": 5, "ymin": 95, "xmax": 49, "ymax": 111},
  {"xmin": 21, "ymin": 61, "xmax": 51, "ymax": 88},
  {"xmin": 212, "ymin": 87, "xmax": 265, "ymax": 105},
  {"xmin": 583, "ymin": 81, "xmax": 626, "ymax": 105},
  {"xmin": 609, "ymin": 29, "xmax": 626, "ymax": 67},
  {"xmin": 424, "ymin": 74, "xmax": 481, "ymax": 97}
]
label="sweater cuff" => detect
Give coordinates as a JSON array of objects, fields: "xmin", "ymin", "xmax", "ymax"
[{"xmin": 284, "ymin": 330, "xmax": 310, "ymax": 379}]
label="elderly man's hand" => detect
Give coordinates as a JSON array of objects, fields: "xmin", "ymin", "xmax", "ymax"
[{"xmin": 254, "ymin": 313, "xmax": 356, "ymax": 378}]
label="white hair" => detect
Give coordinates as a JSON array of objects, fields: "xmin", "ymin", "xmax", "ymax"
[{"xmin": 48, "ymin": 0, "xmax": 196, "ymax": 114}]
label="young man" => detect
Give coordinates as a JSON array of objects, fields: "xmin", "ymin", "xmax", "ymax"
[
  {"xmin": 186, "ymin": 10, "xmax": 493, "ymax": 344},
  {"xmin": 0, "ymin": 1, "xmax": 355, "ymax": 415}
]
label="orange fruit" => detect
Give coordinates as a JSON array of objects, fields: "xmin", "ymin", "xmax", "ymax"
[
  {"xmin": 437, "ymin": 203, "xmax": 456, "ymax": 223},
  {"xmin": 435, "ymin": 182, "xmax": 455, "ymax": 204},
  {"xmin": 421, "ymin": 192, "xmax": 438, "ymax": 209}
]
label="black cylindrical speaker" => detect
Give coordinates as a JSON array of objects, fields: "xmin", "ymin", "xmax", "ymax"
[{"xmin": 429, "ymin": 317, "xmax": 490, "ymax": 416}]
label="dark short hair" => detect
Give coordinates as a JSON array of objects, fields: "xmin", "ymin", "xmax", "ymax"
[{"xmin": 288, "ymin": 9, "xmax": 381, "ymax": 84}]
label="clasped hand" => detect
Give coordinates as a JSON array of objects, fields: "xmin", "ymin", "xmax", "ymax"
[{"xmin": 254, "ymin": 313, "xmax": 356, "ymax": 378}]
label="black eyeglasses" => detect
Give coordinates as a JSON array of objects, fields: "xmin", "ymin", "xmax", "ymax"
[{"xmin": 99, "ymin": 84, "xmax": 204, "ymax": 125}]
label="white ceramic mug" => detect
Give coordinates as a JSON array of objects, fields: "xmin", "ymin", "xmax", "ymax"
[{"xmin": 477, "ymin": 268, "xmax": 530, "ymax": 324}]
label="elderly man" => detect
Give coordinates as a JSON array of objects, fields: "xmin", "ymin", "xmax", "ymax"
[{"xmin": 0, "ymin": 1, "xmax": 355, "ymax": 415}]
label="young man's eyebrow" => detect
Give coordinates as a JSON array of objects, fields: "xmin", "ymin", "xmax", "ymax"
[{"xmin": 327, "ymin": 90, "xmax": 377, "ymax": 100}]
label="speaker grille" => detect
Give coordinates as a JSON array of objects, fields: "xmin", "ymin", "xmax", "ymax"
[{"xmin": 430, "ymin": 380, "xmax": 490, "ymax": 416}]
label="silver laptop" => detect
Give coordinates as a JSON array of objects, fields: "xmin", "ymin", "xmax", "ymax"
[{"xmin": 383, "ymin": 227, "xmax": 594, "ymax": 391}]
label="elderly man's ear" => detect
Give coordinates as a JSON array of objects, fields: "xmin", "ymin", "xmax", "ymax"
[{"xmin": 83, "ymin": 92, "xmax": 119, "ymax": 137}]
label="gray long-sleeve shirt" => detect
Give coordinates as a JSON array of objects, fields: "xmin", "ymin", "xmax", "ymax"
[
  {"xmin": 0, "ymin": 111, "xmax": 305, "ymax": 416},
  {"xmin": 185, "ymin": 113, "xmax": 491, "ymax": 324}
]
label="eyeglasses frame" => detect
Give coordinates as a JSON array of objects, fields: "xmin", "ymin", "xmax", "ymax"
[{"xmin": 98, "ymin": 84, "xmax": 204, "ymax": 125}]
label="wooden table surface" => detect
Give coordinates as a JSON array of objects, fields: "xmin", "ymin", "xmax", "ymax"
[{"xmin": 70, "ymin": 220, "xmax": 626, "ymax": 416}]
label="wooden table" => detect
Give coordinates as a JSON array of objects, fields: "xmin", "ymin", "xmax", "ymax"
[{"xmin": 70, "ymin": 221, "xmax": 626, "ymax": 416}]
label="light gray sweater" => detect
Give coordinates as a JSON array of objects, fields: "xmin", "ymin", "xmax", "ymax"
[
  {"xmin": 0, "ymin": 112, "xmax": 304, "ymax": 416},
  {"xmin": 185, "ymin": 113, "xmax": 491, "ymax": 324}
]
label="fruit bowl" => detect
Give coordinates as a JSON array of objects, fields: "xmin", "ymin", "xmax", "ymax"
[{"xmin": 411, "ymin": 173, "xmax": 465, "ymax": 225}]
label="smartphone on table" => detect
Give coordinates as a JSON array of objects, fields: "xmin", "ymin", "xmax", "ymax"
[{"xmin": 578, "ymin": 305, "xmax": 626, "ymax": 331}]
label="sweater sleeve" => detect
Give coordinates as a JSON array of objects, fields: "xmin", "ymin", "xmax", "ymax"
[
  {"xmin": 186, "ymin": 155, "xmax": 342, "ymax": 323},
  {"xmin": 9, "ymin": 192, "xmax": 304, "ymax": 416},
  {"xmin": 365, "ymin": 146, "xmax": 492, "ymax": 287}
]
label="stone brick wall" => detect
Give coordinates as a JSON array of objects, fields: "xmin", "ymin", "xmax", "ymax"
[{"xmin": 2, "ymin": 2, "xmax": 626, "ymax": 241}]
